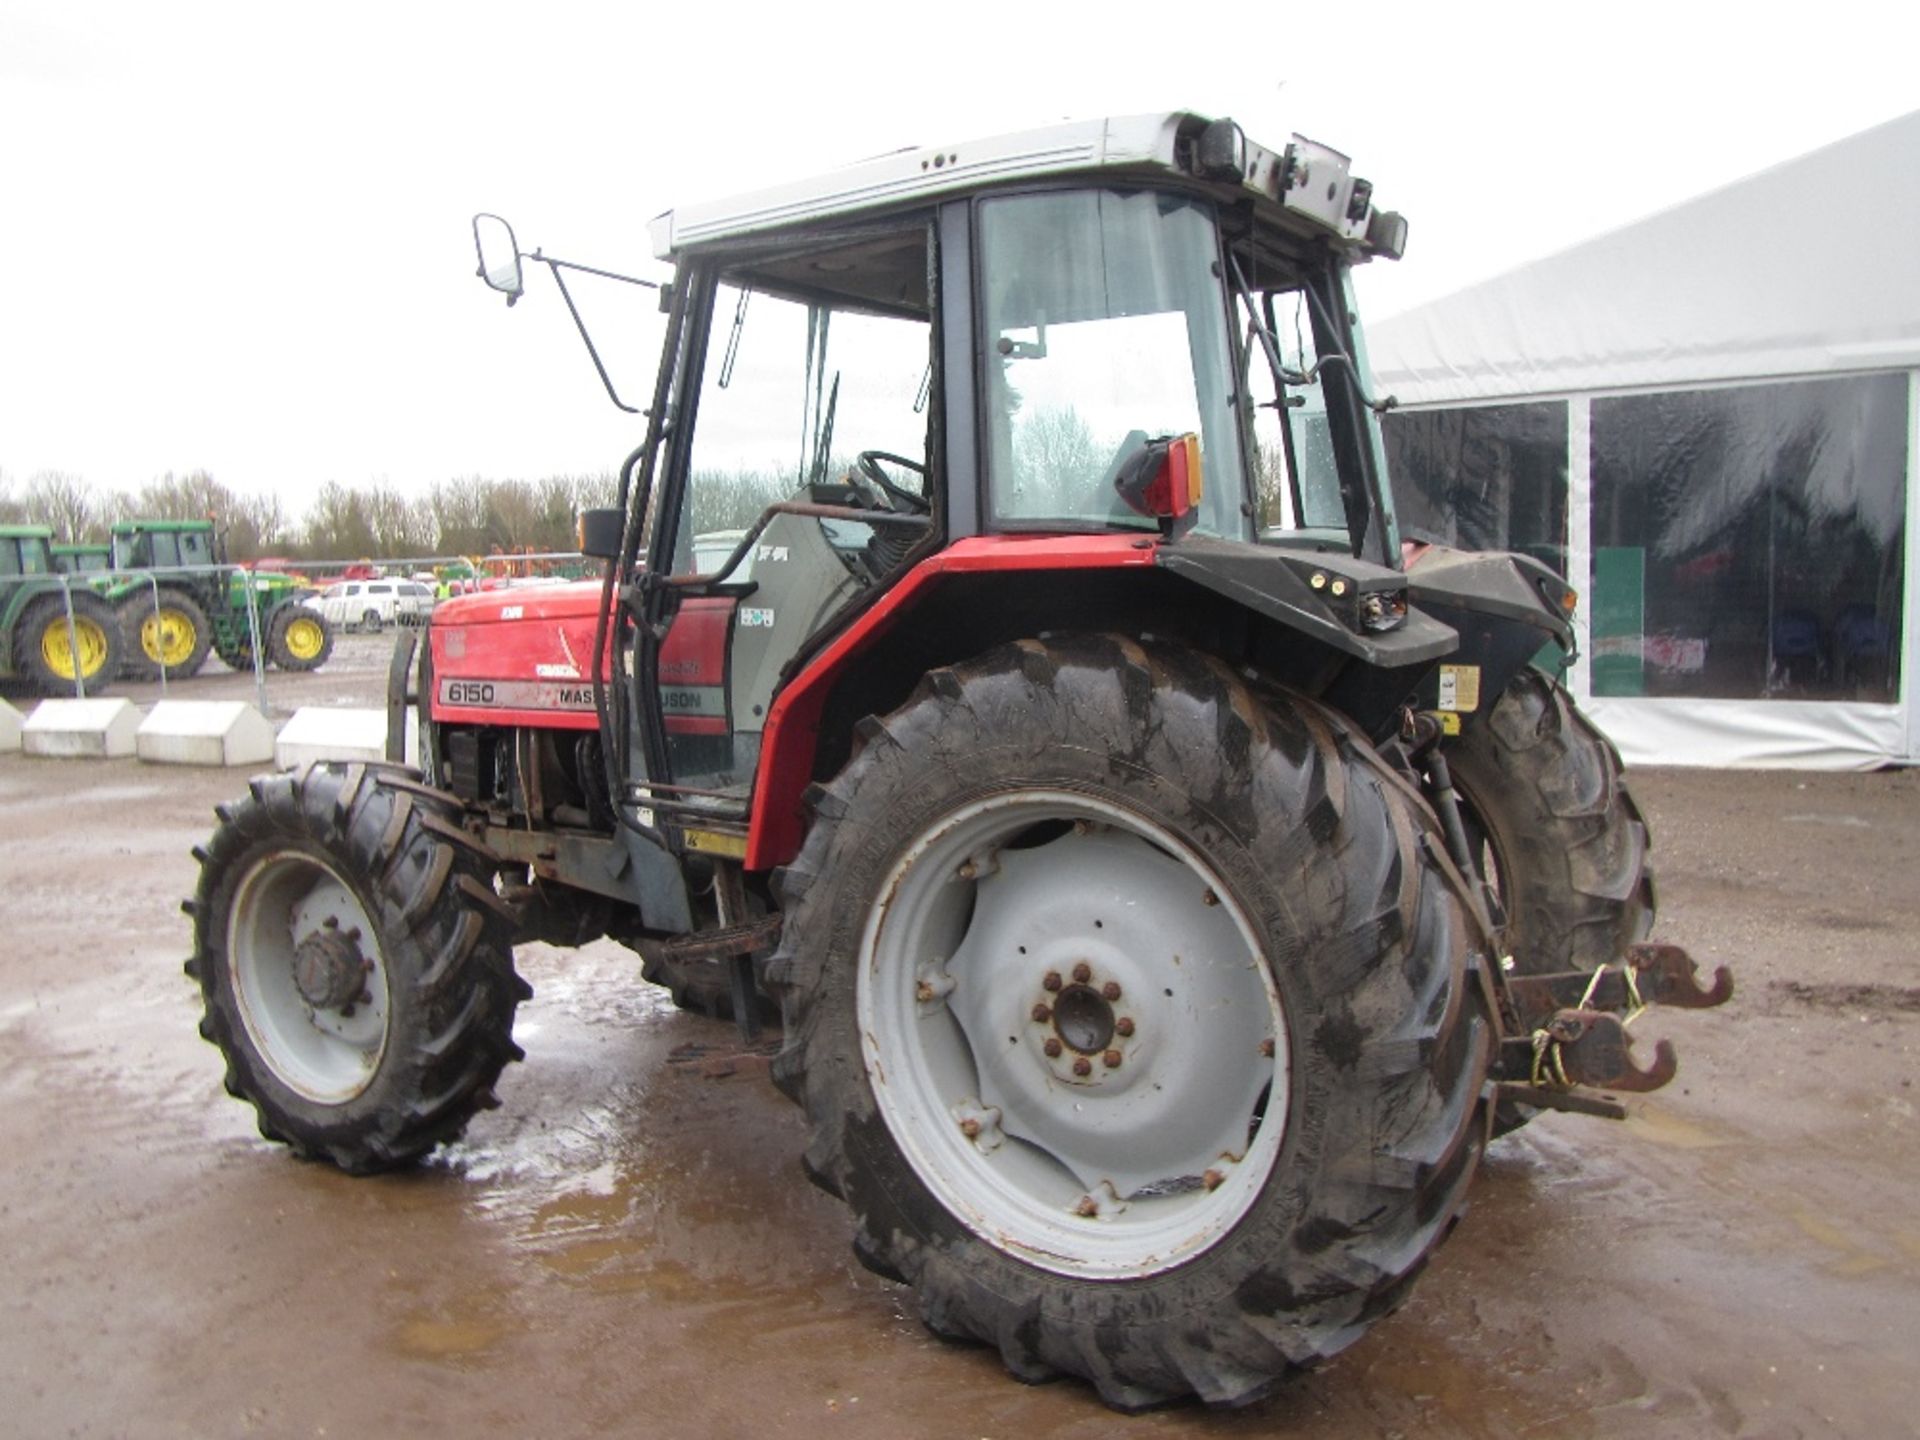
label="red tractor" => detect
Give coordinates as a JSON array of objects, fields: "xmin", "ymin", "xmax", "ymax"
[{"xmin": 186, "ymin": 113, "xmax": 1727, "ymax": 1409}]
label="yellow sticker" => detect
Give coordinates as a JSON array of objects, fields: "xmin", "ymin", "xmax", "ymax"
[
  {"xmin": 683, "ymin": 828, "xmax": 749, "ymax": 860},
  {"xmin": 1436, "ymin": 710, "xmax": 1462, "ymax": 735},
  {"xmin": 1437, "ymin": 664, "xmax": 1481, "ymax": 713}
]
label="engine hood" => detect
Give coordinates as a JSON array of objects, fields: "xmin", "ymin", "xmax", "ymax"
[{"xmin": 434, "ymin": 579, "xmax": 606, "ymax": 627}]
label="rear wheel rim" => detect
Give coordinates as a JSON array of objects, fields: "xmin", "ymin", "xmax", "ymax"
[
  {"xmin": 857, "ymin": 790, "xmax": 1287, "ymax": 1280},
  {"xmin": 228, "ymin": 850, "xmax": 390, "ymax": 1103},
  {"xmin": 139, "ymin": 608, "xmax": 197, "ymax": 666},
  {"xmin": 41, "ymin": 614, "xmax": 110, "ymax": 679}
]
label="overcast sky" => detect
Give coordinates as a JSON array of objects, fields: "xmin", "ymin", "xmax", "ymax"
[{"xmin": 3, "ymin": 0, "xmax": 1915, "ymax": 505}]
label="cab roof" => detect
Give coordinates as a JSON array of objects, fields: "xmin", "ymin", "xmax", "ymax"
[{"xmin": 650, "ymin": 111, "xmax": 1406, "ymax": 263}]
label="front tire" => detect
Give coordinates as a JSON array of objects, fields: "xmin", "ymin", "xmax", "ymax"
[
  {"xmin": 270, "ymin": 606, "xmax": 334, "ymax": 671},
  {"xmin": 186, "ymin": 762, "xmax": 529, "ymax": 1174},
  {"xmin": 769, "ymin": 636, "xmax": 1494, "ymax": 1409}
]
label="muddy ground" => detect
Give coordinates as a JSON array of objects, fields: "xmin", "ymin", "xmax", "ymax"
[{"xmin": 1, "ymin": 669, "xmax": 1916, "ymax": 1435}]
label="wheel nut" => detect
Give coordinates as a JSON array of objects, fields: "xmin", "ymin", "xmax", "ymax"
[
  {"xmin": 915, "ymin": 980, "xmax": 934, "ymax": 1003},
  {"xmin": 1043, "ymin": 1038, "xmax": 1062, "ymax": 1058},
  {"xmin": 1075, "ymin": 1196, "xmax": 1099, "ymax": 1218},
  {"xmin": 1259, "ymin": 1037, "xmax": 1275, "ymax": 1058},
  {"xmin": 1072, "ymin": 962, "xmax": 1092, "ymax": 984},
  {"xmin": 1042, "ymin": 971, "xmax": 1063, "ymax": 992},
  {"xmin": 958, "ymin": 860, "xmax": 978, "ymax": 880},
  {"xmin": 1031, "ymin": 1003, "xmax": 1052, "ymax": 1023},
  {"xmin": 1101, "ymin": 981, "xmax": 1122, "ymax": 1001},
  {"xmin": 1204, "ymin": 1168, "xmax": 1225, "ymax": 1191},
  {"xmin": 1102, "ymin": 1049, "xmax": 1122, "ymax": 1069},
  {"xmin": 959, "ymin": 1117, "xmax": 981, "ymax": 1139},
  {"xmin": 1072, "ymin": 1057, "xmax": 1092, "ymax": 1077},
  {"xmin": 1115, "ymin": 1017, "xmax": 1135, "ymax": 1037},
  {"xmin": 1202, "ymin": 889, "xmax": 1219, "ymax": 907}
]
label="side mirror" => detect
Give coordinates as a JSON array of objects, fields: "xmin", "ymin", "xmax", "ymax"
[
  {"xmin": 472, "ymin": 213, "xmax": 525, "ymax": 306},
  {"xmin": 576, "ymin": 508, "xmax": 624, "ymax": 560}
]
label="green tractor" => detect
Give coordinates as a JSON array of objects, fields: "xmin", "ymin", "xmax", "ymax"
[
  {"xmin": 0, "ymin": 525, "xmax": 124, "ymax": 693},
  {"xmin": 105, "ymin": 519, "xmax": 334, "ymax": 679}
]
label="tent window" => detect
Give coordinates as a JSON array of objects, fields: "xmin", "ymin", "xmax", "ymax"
[
  {"xmin": 1383, "ymin": 401, "xmax": 1568, "ymax": 569},
  {"xmin": 1590, "ymin": 373, "xmax": 1907, "ymax": 702}
]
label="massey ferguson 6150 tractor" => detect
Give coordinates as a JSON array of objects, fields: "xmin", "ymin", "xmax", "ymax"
[{"xmin": 187, "ymin": 113, "xmax": 1729, "ymax": 1409}]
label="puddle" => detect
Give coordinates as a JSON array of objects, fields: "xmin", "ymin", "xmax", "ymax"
[{"xmin": 392, "ymin": 1313, "xmax": 507, "ymax": 1360}]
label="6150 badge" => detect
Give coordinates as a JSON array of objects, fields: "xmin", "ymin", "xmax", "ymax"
[{"xmin": 439, "ymin": 677, "xmax": 595, "ymax": 710}]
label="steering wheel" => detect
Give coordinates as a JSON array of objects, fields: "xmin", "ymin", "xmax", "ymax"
[{"xmin": 855, "ymin": 451, "xmax": 931, "ymax": 513}]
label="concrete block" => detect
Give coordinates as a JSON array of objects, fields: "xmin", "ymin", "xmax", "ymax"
[
  {"xmin": 21, "ymin": 698, "xmax": 142, "ymax": 759},
  {"xmin": 136, "ymin": 701, "xmax": 276, "ymax": 768},
  {"xmin": 275, "ymin": 707, "xmax": 416, "ymax": 769},
  {"xmin": 0, "ymin": 698, "xmax": 21, "ymax": 753}
]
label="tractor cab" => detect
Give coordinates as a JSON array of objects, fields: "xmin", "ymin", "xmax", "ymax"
[
  {"xmin": 111, "ymin": 519, "xmax": 219, "ymax": 573},
  {"xmin": 0, "ymin": 527, "xmax": 59, "ymax": 578},
  {"xmin": 470, "ymin": 114, "xmax": 1427, "ymax": 841}
]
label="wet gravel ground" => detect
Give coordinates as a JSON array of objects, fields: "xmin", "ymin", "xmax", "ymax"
[{"xmin": 1, "ymin": 663, "xmax": 1916, "ymax": 1436}]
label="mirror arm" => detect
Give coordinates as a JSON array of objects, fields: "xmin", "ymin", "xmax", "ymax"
[
  {"xmin": 545, "ymin": 260, "xmax": 643, "ymax": 415},
  {"xmin": 529, "ymin": 250, "xmax": 663, "ymax": 290}
]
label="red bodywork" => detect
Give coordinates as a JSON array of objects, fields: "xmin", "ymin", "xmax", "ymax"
[
  {"xmin": 428, "ymin": 582, "xmax": 733, "ymax": 736},
  {"xmin": 428, "ymin": 535, "xmax": 1159, "ymax": 873},
  {"xmin": 745, "ymin": 534, "xmax": 1158, "ymax": 869}
]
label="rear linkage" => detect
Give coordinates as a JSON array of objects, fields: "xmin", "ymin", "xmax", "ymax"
[
  {"xmin": 1492, "ymin": 943, "xmax": 1734, "ymax": 1119},
  {"xmin": 1405, "ymin": 711, "xmax": 1734, "ymax": 1121}
]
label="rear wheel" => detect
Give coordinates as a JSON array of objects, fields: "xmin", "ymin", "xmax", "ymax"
[
  {"xmin": 186, "ymin": 762, "xmax": 529, "ymax": 1173},
  {"xmin": 1446, "ymin": 668, "xmax": 1654, "ymax": 977},
  {"xmin": 361, "ymin": 609, "xmax": 383, "ymax": 634},
  {"xmin": 270, "ymin": 606, "xmax": 334, "ymax": 671},
  {"xmin": 1446, "ymin": 670, "xmax": 1653, "ymax": 1137},
  {"xmin": 768, "ymin": 636, "xmax": 1493, "ymax": 1410},
  {"xmin": 117, "ymin": 590, "xmax": 213, "ymax": 680},
  {"xmin": 19, "ymin": 592, "xmax": 123, "ymax": 694}
]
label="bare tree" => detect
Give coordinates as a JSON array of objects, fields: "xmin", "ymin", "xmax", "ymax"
[
  {"xmin": 1010, "ymin": 406, "xmax": 1101, "ymax": 515},
  {"xmin": 430, "ymin": 477, "xmax": 493, "ymax": 556},
  {"xmin": 0, "ymin": 468, "xmax": 25, "ymax": 525},
  {"xmin": 302, "ymin": 481, "xmax": 379, "ymax": 560},
  {"xmin": 24, "ymin": 470, "xmax": 98, "ymax": 544},
  {"xmin": 367, "ymin": 483, "xmax": 436, "ymax": 559}
]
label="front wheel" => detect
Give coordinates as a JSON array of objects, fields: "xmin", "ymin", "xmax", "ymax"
[
  {"xmin": 768, "ymin": 636, "xmax": 1493, "ymax": 1409},
  {"xmin": 361, "ymin": 609, "xmax": 383, "ymax": 634},
  {"xmin": 186, "ymin": 762, "xmax": 528, "ymax": 1173},
  {"xmin": 270, "ymin": 606, "xmax": 334, "ymax": 671}
]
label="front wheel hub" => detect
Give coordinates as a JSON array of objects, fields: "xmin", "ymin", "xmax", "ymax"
[{"xmin": 292, "ymin": 925, "xmax": 368, "ymax": 1011}]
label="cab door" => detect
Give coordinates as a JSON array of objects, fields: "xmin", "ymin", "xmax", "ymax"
[{"xmin": 641, "ymin": 223, "xmax": 939, "ymax": 811}]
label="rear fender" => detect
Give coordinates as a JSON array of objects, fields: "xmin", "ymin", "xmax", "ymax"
[{"xmin": 1405, "ymin": 545, "xmax": 1577, "ymax": 731}]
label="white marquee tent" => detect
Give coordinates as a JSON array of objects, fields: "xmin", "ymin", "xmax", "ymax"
[{"xmin": 1370, "ymin": 110, "xmax": 1920, "ymax": 768}]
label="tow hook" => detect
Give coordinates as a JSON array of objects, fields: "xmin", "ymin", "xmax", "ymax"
[{"xmin": 1492, "ymin": 942, "xmax": 1733, "ymax": 1117}]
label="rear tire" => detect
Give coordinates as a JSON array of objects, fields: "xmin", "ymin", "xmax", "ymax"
[
  {"xmin": 19, "ymin": 591, "xmax": 123, "ymax": 694},
  {"xmin": 362, "ymin": 609, "xmax": 384, "ymax": 634},
  {"xmin": 270, "ymin": 606, "xmax": 334, "ymax": 671},
  {"xmin": 186, "ymin": 762, "xmax": 529, "ymax": 1174},
  {"xmin": 1445, "ymin": 670, "xmax": 1654, "ymax": 1137},
  {"xmin": 117, "ymin": 589, "xmax": 213, "ymax": 680},
  {"xmin": 767, "ymin": 635, "xmax": 1494, "ymax": 1410},
  {"xmin": 1446, "ymin": 669, "xmax": 1654, "ymax": 977}
]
